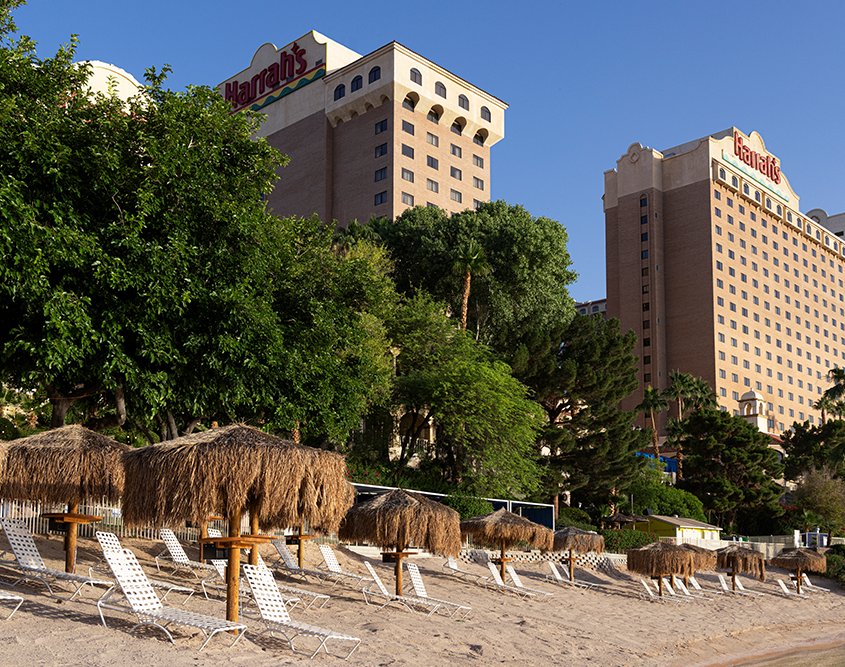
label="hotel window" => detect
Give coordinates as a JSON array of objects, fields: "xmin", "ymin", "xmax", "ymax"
[
  {"xmin": 755, "ymin": 191, "xmax": 761, "ymax": 202},
  {"xmin": 643, "ymin": 356, "xmax": 651, "ymax": 365},
  {"xmin": 410, "ymin": 68, "xmax": 422, "ymax": 85},
  {"xmin": 374, "ymin": 167, "xmax": 387, "ymax": 182},
  {"xmin": 732, "ymin": 176, "xmax": 739, "ymax": 187},
  {"xmin": 401, "ymin": 168, "xmax": 414, "ymax": 183},
  {"xmin": 643, "ymin": 320, "xmax": 650, "ymax": 329},
  {"xmin": 402, "ymin": 96, "xmax": 416, "ymax": 110},
  {"xmin": 641, "ymin": 215, "xmax": 648, "ymax": 225},
  {"xmin": 427, "ymin": 156, "xmax": 439, "ymax": 170},
  {"xmin": 451, "ymin": 144, "xmax": 462, "ymax": 158},
  {"xmin": 402, "ymin": 120, "xmax": 414, "ymax": 135},
  {"xmin": 644, "ymin": 373, "xmax": 652, "ymax": 382},
  {"xmin": 401, "ymin": 144, "xmax": 414, "ymax": 158},
  {"xmin": 374, "ymin": 191, "xmax": 387, "ymax": 205},
  {"xmin": 458, "ymin": 94, "xmax": 469, "ymax": 110},
  {"xmin": 435, "ymin": 82, "xmax": 447, "ymax": 98},
  {"xmin": 451, "ymin": 121, "xmax": 463, "ymax": 136},
  {"xmin": 451, "ymin": 166, "xmax": 462, "ymax": 181},
  {"xmin": 473, "ymin": 199, "xmax": 483, "ymax": 209},
  {"xmin": 643, "ymin": 338, "xmax": 650, "ymax": 347},
  {"xmin": 427, "ymin": 179, "xmax": 439, "ymax": 193},
  {"xmin": 450, "ymin": 189, "xmax": 462, "ymax": 203},
  {"xmin": 369, "ymin": 66, "xmax": 381, "ymax": 84},
  {"xmin": 375, "ymin": 119, "xmax": 388, "ymax": 134},
  {"xmin": 642, "ymin": 250, "xmax": 649, "ymax": 259},
  {"xmin": 473, "ymin": 177, "xmax": 484, "ymax": 190},
  {"xmin": 641, "ymin": 196, "xmax": 647, "ymax": 207},
  {"xmin": 744, "ymin": 184, "xmax": 750, "ymax": 195},
  {"xmin": 642, "ymin": 233, "xmax": 649, "ymax": 243},
  {"xmin": 643, "ymin": 302, "xmax": 650, "ymax": 312},
  {"xmin": 719, "ymin": 168, "xmax": 726, "ymax": 180},
  {"xmin": 375, "ymin": 143, "xmax": 388, "ymax": 158},
  {"xmin": 401, "ymin": 192, "xmax": 414, "ymax": 206},
  {"xmin": 427, "ymin": 132, "xmax": 439, "ymax": 147},
  {"xmin": 642, "ymin": 285, "xmax": 649, "ymax": 294},
  {"xmin": 334, "ymin": 84, "xmax": 345, "ymax": 100},
  {"xmin": 473, "ymin": 154, "xmax": 484, "ymax": 168},
  {"xmin": 351, "ymin": 75, "xmax": 362, "ymax": 92},
  {"xmin": 427, "ymin": 108, "xmax": 440, "ymax": 123}
]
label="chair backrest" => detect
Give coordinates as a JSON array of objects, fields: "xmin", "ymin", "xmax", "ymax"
[
  {"xmin": 446, "ymin": 557, "xmax": 459, "ymax": 571},
  {"xmin": 211, "ymin": 559, "xmax": 227, "ymax": 582},
  {"xmin": 735, "ymin": 578, "xmax": 748, "ymax": 591},
  {"xmin": 777, "ymin": 579, "xmax": 791, "ymax": 596},
  {"xmin": 364, "ymin": 561, "xmax": 390, "ymax": 597},
  {"xmin": 256, "ymin": 552, "xmax": 268, "ymax": 570},
  {"xmin": 160, "ymin": 529, "xmax": 190, "ymax": 565},
  {"xmin": 207, "ymin": 528, "xmax": 222, "ymax": 539},
  {"xmin": 640, "ymin": 579, "xmax": 655, "ymax": 598},
  {"xmin": 103, "ymin": 548, "xmax": 163, "ymax": 613},
  {"xmin": 318, "ymin": 544, "xmax": 342, "ymax": 574},
  {"xmin": 505, "ymin": 565, "xmax": 524, "ymax": 588},
  {"xmin": 717, "ymin": 574, "xmax": 730, "ymax": 591},
  {"xmin": 486, "ymin": 561, "xmax": 505, "ymax": 586},
  {"xmin": 272, "ymin": 541, "xmax": 299, "ymax": 569},
  {"xmin": 547, "ymin": 561, "xmax": 564, "ymax": 582},
  {"xmin": 689, "ymin": 576, "xmax": 703, "ymax": 591},
  {"xmin": 243, "ymin": 563, "xmax": 292, "ymax": 624},
  {"xmin": 661, "ymin": 578, "xmax": 677, "ymax": 595},
  {"xmin": 96, "ymin": 531, "xmax": 122, "ymax": 553},
  {"xmin": 405, "ymin": 562, "xmax": 427, "ymax": 599},
  {"xmin": 675, "ymin": 579, "xmax": 692, "ymax": 596},
  {"xmin": 471, "ymin": 549, "xmax": 489, "ymax": 565},
  {"xmin": 2, "ymin": 519, "xmax": 46, "ymax": 570}
]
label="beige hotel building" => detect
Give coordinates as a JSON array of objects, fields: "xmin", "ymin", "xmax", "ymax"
[
  {"xmin": 218, "ymin": 31, "xmax": 507, "ymax": 227},
  {"xmin": 605, "ymin": 128, "xmax": 845, "ymax": 434}
]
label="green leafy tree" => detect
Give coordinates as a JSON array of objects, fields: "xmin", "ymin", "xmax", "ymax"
[
  {"xmin": 627, "ymin": 465, "xmax": 707, "ymax": 522},
  {"xmin": 452, "ymin": 239, "xmax": 490, "ymax": 331},
  {"xmin": 793, "ymin": 467, "xmax": 845, "ymax": 533},
  {"xmin": 824, "ymin": 367, "xmax": 845, "ymax": 403},
  {"xmin": 780, "ymin": 419, "xmax": 845, "ymax": 481},
  {"xmin": 678, "ymin": 409, "xmax": 784, "ymax": 530}
]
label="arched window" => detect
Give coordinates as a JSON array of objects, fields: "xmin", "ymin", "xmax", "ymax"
[
  {"xmin": 732, "ymin": 175, "xmax": 738, "ymax": 187},
  {"xmin": 402, "ymin": 95, "xmax": 416, "ymax": 111},
  {"xmin": 719, "ymin": 167, "xmax": 726, "ymax": 180},
  {"xmin": 334, "ymin": 84, "xmax": 345, "ymax": 101},
  {"xmin": 473, "ymin": 132, "xmax": 485, "ymax": 146},
  {"xmin": 480, "ymin": 106, "xmax": 491, "ymax": 122},
  {"xmin": 458, "ymin": 94, "xmax": 469, "ymax": 110},
  {"xmin": 451, "ymin": 120, "xmax": 463, "ymax": 135},
  {"xmin": 369, "ymin": 66, "xmax": 381, "ymax": 84},
  {"xmin": 435, "ymin": 81, "xmax": 446, "ymax": 98},
  {"xmin": 410, "ymin": 68, "xmax": 422, "ymax": 85},
  {"xmin": 640, "ymin": 195, "xmax": 648, "ymax": 207},
  {"xmin": 351, "ymin": 75, "xmax": 362, "ymax": 92},
  {"xmin": 427, "ymin": 108, "xmax": 440, "ymax": 123}
]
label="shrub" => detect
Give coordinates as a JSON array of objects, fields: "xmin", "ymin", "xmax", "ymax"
[
  {"xmin": 556, "ymin": 507, "xmax": 594, "ymax": 528},
  {"xmin": 599, "ymin": 528, "xmax": 660, "ymax": 553},
  {"xmin": 443, "ymin": 491, "xmax": 494, "ymax": 520},
  {"xmin": 825, "ymin": 552, "xmax": 845, "ymax": 586}
]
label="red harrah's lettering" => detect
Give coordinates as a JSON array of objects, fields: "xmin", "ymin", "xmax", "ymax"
[
  {"xmin": 225, "ymin": 42, "xmax": 308, "ymax": 108},
  {"xmin": 734, "ymin": 132, "xmax": 781, "ymax": 184}
]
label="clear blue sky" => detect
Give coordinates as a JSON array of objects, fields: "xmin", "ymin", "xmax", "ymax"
[{"xmin": 13, "ymin": 0, "xmax": 845, "ymax": 303}]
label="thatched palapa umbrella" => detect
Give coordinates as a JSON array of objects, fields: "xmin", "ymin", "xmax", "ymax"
[
  {"xmin": 679, "ymin": 543, "xmax": 716, "ymax": 586},
  {"xmin": 122, "ymin": 424, "xmax": 354, "ymax": 623},
  {"xmin": 553, "ymin": 527, "xmax": 604, "ymax": 583},
  {"xmin": 460, "ymin": 508, "xmax": 553, "ymax": 581},
  {"xmin": 716, "ymin": 543, "xmax": 766, "ymax": 591},
  {"xmin": 339, "ymin": 488, "xmax": 461, "ymax": 595},
  {"xmin": 770, "ymin": 547, "xmax": 826, "ymax": 595},
  {"xmin": 0, "ymin": 425, "xmax": 130, "ymax": 573},
  {"xmin": 626, "ymin": 541, "xmax": 694, "ymax": 597}
]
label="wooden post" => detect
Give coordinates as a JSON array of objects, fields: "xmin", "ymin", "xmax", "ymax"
[
  {"xmin": 65, "ymin": 502, "xmax": 79, "ymax": 574},
  {"xmin": 199, "ymin": 521, "xmax": 208, "ymax": 563},
  {"xmin": 298, "ymin": 521, "xmax": 306, "ymax": 569},
  {"xmin": 657, "ymin": 576, "xmax": 664, "ymax": 597},
  {"xmin": 500, "ymin": 541, "xmax": 507, "ymax": 582},
  {"xmin": 568, "ymin": 550, "xmax": 575, "ymax": 582},
  {"xmin": 796, "ymin": 568, "xmax": 802, "ymax": 595},
  {"xmin": 249, "ymin": 512, "xmax": 259, "ymax": 566},
  {"xmin": 226, "ymin": 508, "xmax": 241, "ymax": 625}
]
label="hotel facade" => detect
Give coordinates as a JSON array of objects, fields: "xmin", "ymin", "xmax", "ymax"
[
  {"xmin": 217, "ymin": 32, "xmax": 507, "ymax": 227},
  {"xmin": 605, "ymin": 128, "xmax": 845, "ymax": 434}
]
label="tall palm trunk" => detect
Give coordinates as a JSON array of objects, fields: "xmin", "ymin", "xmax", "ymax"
[{"xmin": 461, "ymin": 270, "xmax": 471, "ymax": 331}]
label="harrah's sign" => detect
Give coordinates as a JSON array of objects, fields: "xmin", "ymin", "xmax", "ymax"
[
  {"xmin": 734, "ymin": 131, "xmax": 780, "ymax": 184},
  {"xmin": 225, "ymin": 42, "xmax": 308, "ymax": 108}
]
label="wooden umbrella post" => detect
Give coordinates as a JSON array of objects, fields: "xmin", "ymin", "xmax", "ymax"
[
  {"xmin": 298, "ymin": 521, "xmax": 306, "ymax": 569},
  {"xmin": 796, "ymin": 567, "xmax": 803, "ymax": 595},
  {"xmin": 199, "ymin": 521, "xmax": 208, "ymax": 563},
  {"xmin": 657, "ymin": 576, "xmax": 664, "ymax": 597},
  {"xmin": 226, "ymin": 508, "xmax": 241, "ymax": 625},
  {"xmin": 568, "ymin": 549, "xmax": 576, "ymax": 583},
  {"xmin": 500, "ymin": 540, "xmax": 507, "ymax": 582},
  {"xmin": 249, "ymin": 513, "xmax": 260, "ymax": 566},
  {"xmin": 65, "ymin": 501, "xmax": 79, "ymax": 574}
]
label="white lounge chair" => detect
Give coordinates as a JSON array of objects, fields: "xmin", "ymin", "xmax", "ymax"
[
  {"xmin": 270, "ymin": 541, "xmax": 328, "ymax": 583},
  {"xmin": 93, "ymin": 532, "xmax": 194, "ymax": 604},
  {"xmin": 483, "ymin": 562, "xmax": 536, "ymax": 600},
  {"xmin": 545, "ymin": 561, "xmax": 594, "ymax": 590},
  {"xmin": 243, "ymin": 563, "xmax": 361, "ymax": 660},
  {"xmin": 797, "ymin": 573, "xmax": 830, "ymax": 594},
  {"xmin": 673, "ymin": 578, "xmax": 713, "ymax": 601},
  {"xmin": 406, "ymin": 562, "xmax": 471, "ymax": 619},
  {"xmin": 154, "ymin": 528, "xmax": 216, "ymax": 579},
  {"xmin": 1, "ymin": 518, "xmax": 112, "ymax": 601},
  {"xmin": 318, "ymin": 544, "xmax": 373, "ymax": 589},
  {"xmin": 361, "ymin": 561, "xmax": 441, "ymax": 615},
  {"xmin": 0, "ymin": 590, "xmax": 23, "ymax": 619},
  {"xmin": 638, "ymin": 578, "xmax": 684, "ymax": 605},
  {"xmin": 659, "ymin": 578, "xmax": 692, "ymax": 603},
  {"xmin": 442, "ymin": 556, "xmax": 485, "ymax": 585},
  {"xmin": 689, "ymin": 576, "xmax": 723, "ymax": 595},
  {"xmin": 253, "ymin": 552, "xmax": 331, "ymax": 610},
  {"xmin": 735, "ymin": 577, "xmax": 765, "ymax": 597},
  {"xmin": 777, "ymin": 579, "xmax": 809, "ymax": 600},
  {"xmin": 98, "ymin": 548, "xmax": 246, "ymax": 651},
  {"xmin": 717, "ymin": 573, "xmax": 755, "ymax": 597},
  {"xmin": 505, "ymin": 565, "xmax": 554, "ymax": 601}
]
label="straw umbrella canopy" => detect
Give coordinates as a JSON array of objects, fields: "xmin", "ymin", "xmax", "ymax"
[
  {"xmin": 553, "ymin": 527, "xmax": 604, "ymax": 583},
  {"xmin": 121, "ymin": 424, "xmax": 354, "ymax": 623},
  {"xmin": 770, "ymin": 547, "xmax": 827, "ymax": 595},
  {"xmin": 626, "ymin": 541, "xmax": 694, "ymax": 597},
  {"xmin": 0, "ymin": 424, "xmax": 131, "ymax": 573},
  {"xmin": 338, "ymin": 488, "xmax": 461, "ymax": 594},
  {"xmin": 602, "ymin": 512, "xmax": 635, "ymax": 529},
  {"xmin": 715, "ymin": 543, "xmax": 766, "ymax": 590},
  {"xmin": 679, "ymin": 543, "xmax": 716, "ymax": 585},
  {"xmin": 460, "ymin": 508, "xmax": 553, "ymax": 581}
]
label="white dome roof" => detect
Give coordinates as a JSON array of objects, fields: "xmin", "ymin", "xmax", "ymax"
[{"xmin": 739, "ymin": 390, "xmax": 763, "ymax": 402}]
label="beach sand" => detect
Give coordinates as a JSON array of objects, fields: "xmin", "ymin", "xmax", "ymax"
[{"xmin": 0, "ymin": 533, "xmax": 841, "ymax": 666}]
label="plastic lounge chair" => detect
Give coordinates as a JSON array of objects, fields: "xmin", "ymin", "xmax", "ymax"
[
  {"xmin": 734, "ymin": 577, "xmax": 765, "ymax": 597},
  {"xmin": 673, "ymin": 578, "xmax": 713, "ymax": 601},
  {"xmin": 154, "ymin": 529, "xmax": 216, "ymax": 579},
  {"xmin": 659, "ymin": 578, "xmax": 693, "ymax": 603},
  {"xmin": 1, "ymin": 518, "xmax": 112, "ymax": 601},
  {"xmin": 98, "ymin": 548, "xmax": 246, "ymax": 651},
  {"xmin": 0, "ymin": 590, "xmax": 23, "ymax": 619},
  {"xmin": 361, "ymin": 561, "xmax": 441, "ymax": 615},
  {"xmin": 270, "ymin": 541, "xmax": 328, "ymax": 583},
  {"xmin": 442, "ymin": 556, "xmax": 485, "ymax": 585},
  {"xmin": 545, "ymin": 561, "xmax": 594, "ymax": 590},
  {"xmin": 93, "ymin": 532, "xmax": 194, "ymax": 604},
  {"xmin": 483, "ymin": 562, "xmax": 536, "ymax": 600},
  {"xmin": 777, "ymin": 579, "xmax": 809, "ymax": 600},
  {"xmin": 469, "ymin": 549, "xmax": 490, "ymax": 565},
  {"xmin": 203, "ymin": 559, "xmax": 299, "ymax": 615},
  {"xmin": 318, "ymin": 544, "xmax": 373, "ymax": 589},
  {"xmin": 255, "ymin": 553, "xmax": 330, "ymax": 611},
  {"xmin": 638, "ymin": 579, "xmax": 684, "ymax": 605},
  {"xmin": 405, "ymin": 563, "xmax": 471, "ymax": 619},
  {"xmin": 717, "ymin": 574, "xmax": 755, "ymax": 597},
  {"xmin": 505, "ymin": 565, "xmax": 554, "ymax": 602},
  {"xmin": 243, "ymin": 564, "xmax": 361, "ymax": 660},
  {"xmin": 689, "ymin": 576, "xmax": 723, "ymax": 595},
  {"xmin": 798, "ymin": 573, "xmax": 830, "ymax": 594}
]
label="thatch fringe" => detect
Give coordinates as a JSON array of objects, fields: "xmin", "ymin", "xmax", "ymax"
[
  {"xmin": 770, "ymin": 547, "xmax": 827, "ymax": 574},
  {"xmin": 626, "ymin": 541, "xmax": 694, "ymax": 578},
  {"xmin": 0, "ymin": 425, "xmax": 130, "ymax": 504},
  {"xmin": 121, "ymin": 424, "xmax": 353, "ymax": 533},
  {"xmin": 553, "ymin": 527, "xmax": 604, "ymax": 555},
  {"xmin": 680, "ymin": 543, "xmax": 717, "ymax": 572},
  {"xmin": 460, "ymin": 508, "xmax": 553, "ymax": 552},
  {"xmin": 338, "ymin": 489, "xmax": 461, "ymax": 557},
  {"xmin": 715, "ymin": 544, "xmax": 766, "ymax": 582}
]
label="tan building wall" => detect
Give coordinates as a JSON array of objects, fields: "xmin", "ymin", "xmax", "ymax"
[{"xmin": 607, "ymin": 128, "xmax": 845, "ymax": 434}]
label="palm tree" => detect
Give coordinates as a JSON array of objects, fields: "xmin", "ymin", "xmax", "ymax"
[
  {"xmin": 814, "ymin": 395, "xmax": 835, "ymax": 425},
  {"xmin": 824, "ymin": 368, "xmax": 845, "ymax": 402},
  {"xmin": 662, "ymin": 370, "xmax": 695, "ymax": 421},
  {"xmin": 452, "ymin": 240, "xmax": 491, "ymax": 331},
  {"xmin": 686, "ymin": 377, "xmax": 719, "ymax": 412},
  {"xmin": 636, "ymin": 385, "xmax": 668, "ymax": 460}
]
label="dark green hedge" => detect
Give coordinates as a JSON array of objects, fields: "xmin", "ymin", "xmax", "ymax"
[{"xmin": 599, "ymin": 528, "xmax": 660, "ymax": 553}]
